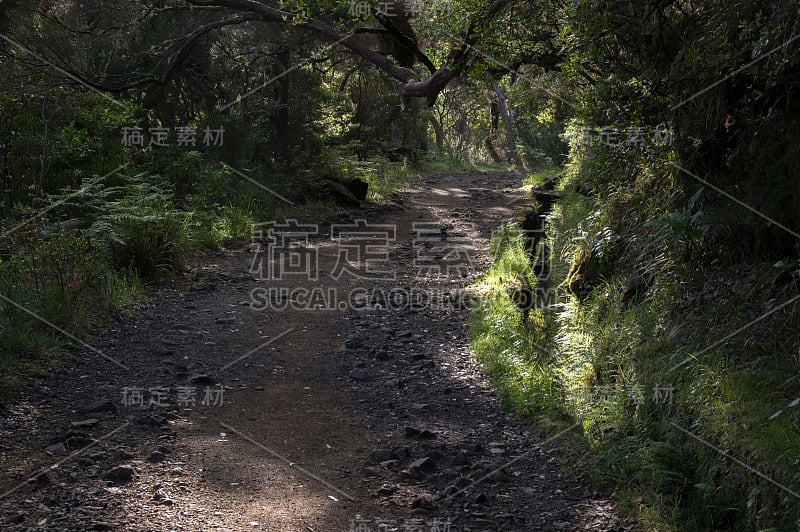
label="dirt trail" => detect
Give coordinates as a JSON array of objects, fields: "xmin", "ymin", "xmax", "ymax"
[{"xmin": 0, "ymin": 171, "xmax": 629, "ymax": 531}]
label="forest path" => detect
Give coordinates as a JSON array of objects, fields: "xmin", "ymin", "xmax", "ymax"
[{"xmin": 0, "ymin": 170, "xmax": 629, "ymax": 531}]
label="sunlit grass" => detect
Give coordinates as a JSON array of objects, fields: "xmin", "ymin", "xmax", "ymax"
[
  {"xmin": 469, "ymin": 222, "xmax": 563, "ymax": 419},
  {"xmin": 470, "ymin": 157, "xmax": 800, "ymax": 530}
]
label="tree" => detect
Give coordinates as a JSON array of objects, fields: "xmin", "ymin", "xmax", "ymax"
[{"xmin": 2, "ymin": 1, "xmax": 568, "ymax": 107}]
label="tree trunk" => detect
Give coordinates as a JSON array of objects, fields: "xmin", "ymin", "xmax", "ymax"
[
  {"xmin": 273, "ymin": 47, "xmax": 290, "ymax": 163},
  {"xmin": 484, "ymin": 137, "xmax": 502, "ymax": 163},
  {"xmin": 390, "ymin": 119, "xmax": 402, "ymax": 148},
  {"xmin": 493, "ymin": 82, "xmax": 519, "ymax": 163},
  {"xmin": 429, "ymin": 114, "xmax": 444, "ymax": 150}
]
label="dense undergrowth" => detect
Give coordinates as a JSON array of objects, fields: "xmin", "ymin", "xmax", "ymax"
[
  {"xmin": 471, "ymin": 143, "xmax": 800, "ymax": 529},
  {"xmin": 0, "ymin": 137, "xmax": 430, "ymax": 400}
]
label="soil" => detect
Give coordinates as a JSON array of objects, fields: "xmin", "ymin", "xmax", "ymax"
[{"xmin": 0, "ymin": 170, "xmax": 633, "ymax": 531}]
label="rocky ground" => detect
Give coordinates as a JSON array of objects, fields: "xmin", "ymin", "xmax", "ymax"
[{"xmin": 0, "ymin": 170, "xmax": 633, "ymax": 531}]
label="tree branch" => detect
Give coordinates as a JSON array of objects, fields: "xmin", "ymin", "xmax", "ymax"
[
  {"xmin": 185, "ymin": 0, "xmax": 421, "ymax": 85},
  {"xmin": 373, "ymin": 11, "xmax": 436, "ymax": 74}
]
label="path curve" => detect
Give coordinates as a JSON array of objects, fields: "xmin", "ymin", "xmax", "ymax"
[{"xmin": 0, "ymin": 171, "xmax": 630, "ymax": 531}]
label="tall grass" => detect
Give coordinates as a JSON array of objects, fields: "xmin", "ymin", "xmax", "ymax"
[{"xmin": 469, "ymin": 159, "xmax": 800, "ymax": 530}]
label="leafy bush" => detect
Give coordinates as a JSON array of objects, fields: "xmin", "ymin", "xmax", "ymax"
[
  {"xmin": 0, "ymin": 227, "xmax": 141, "ymax": 396},
  {"xmin": 49, "ymin": 171, "xmax": 188, "ymax": 280}
]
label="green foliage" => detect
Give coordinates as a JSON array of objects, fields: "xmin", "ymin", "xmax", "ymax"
[
  {"xmin": 475, "ymin": 159, "xmax": 800, "ymax": 529},
  {"xmin": 646, "ymin": 188, "xmax": 712, "ymax": 260},
  {"xmin": 0, "ymin": 88, "xmax": 133, "ymax": 207},
  {"xmin": 0, "ymin": 227, "xmax": 142, "ymax": 397},
  {"xmin": 470, "ymin": 222, "xmax": 562, "ymax": 417},
  {"xmin": 48, "ymin": 172, "xmax": 188, "ymax": 280}
]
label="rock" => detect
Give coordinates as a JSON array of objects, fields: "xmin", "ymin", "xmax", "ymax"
[
  {"xmin": 350, "ymin": 368, "xmax": 368, "ymax": 381},
  {"xmin": 71, "ymin": 418, "xmax": 100, "ymax": 428},
  {"xmin": 377, "ymin": 484, "xmax": 395, "ymax": 497},
  {"xmin": 78, "ymin": 400, "xmax": 117, "ymax": 417},
  {"xmin": 411, "ymin": 495, "xmax": 439, "ymax": 512},
  {"xmin": 344, "ymin": 337, "xmax": 363, "ymax": 349},
  {"xmin": 44, "ymin": 442, "xmax": 68, "ymax": 456},
  {"xmin": 152, "ymin": 489, "xmax": 173, "ymax": 505},
  {"xmin": 404, "ymin": 426, "xmax": 437, "ymax": 439},
  {"xmin": 408, "ymin": 457, "xmax": 436, "ymax": 479},
  {"xmin": 319, "ymin": 179, "xmax": 361, "ymax": 207},
  {"xmin": 51, "ymin": 429, "xmax": 89, "ymax": 444},
  {"xmin": 110, "ymin": 448, "xmax": 134, "ymax": 460},
  {"xmin": 103, "ymin": 465, "xmax": 135, "ymax": 485},
  {"xmin": 396, "ymin": 470, "xmax": 414, "ymax": 482},
  {"xmin": 341, "ymin": 178, "xmax": 369, "ymax": 201},
  {"xmin": 134, "ymin": 414, "xmax": 164, "ymax": 427},
  {"xmin": 408, "ymin": 457, "xmax": 436, "ymax": 473},
  {"xmin": 189, "ymin": 374, "xmax": 215, "ymax": 386},
  {"xmin": 368, "ymin": 448, "xmax": 392, "ymax": 462},
  {"xmin": 74, "ymin": 456, "xmax": 95, "ymax": 467},
  {"xmin": 66, "ymin": 436, "xmax": 96, "ymax": 449},
  {"xmin": 147, "ymin": 450, "xmax": 166, "ymax": 463}
]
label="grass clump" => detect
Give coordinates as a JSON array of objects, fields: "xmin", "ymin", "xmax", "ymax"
[{"xmin": 470, "ymin": 147, "xmax": 800, "ymax": 530}]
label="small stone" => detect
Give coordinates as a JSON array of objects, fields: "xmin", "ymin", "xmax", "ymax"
[
  {"xmin": 148, "ymin": 451, "xmax": 166, "ymax": 463},
  {"xmin": 78, "ymin": 400, "xmax": 117, "ymax": 417},
  {"xmin": 51, "ymin": 429, "xmax": 88, "ymax": 444},
  {"xmin": 153, "ymin": 489, "xmax": 174, "ymax": 505},
  {"xmin": 44, "ymin": 442, "xmax": 68, "ymax": 456},
  {"xmin": 74, "ymin": 456, "xmax": 95, "ymax": 467},
  {"xmin": 134, "ymin": 414, "xmax": 164, "ymax": 428},
  {"xmin": 110, "ymin": 448, "xmax": 134, "ymax": 460},
  {"xmin": 408, "ymin": 457, "xmax": 436, "ymax": 473},
  {"xmin": 350, "ymin": 368, "xmax": 368, "ymax": 381},
  {"xmin": 404, "ymin": 426, "xmax": 436, "ymax": 439},
  {"xmin": 103, "ymin": 465, "xmax": 135, "ymax": 485},
  {"xmin": 71, "ymin": 418, "xmax": 100, "ymax": 428},
  {"xmin": 377, "ymin": 484, "xmax": 395, "ymax": 496},
  {"xmin": 190, "ymin": 374, "xmax": 215, "ymax": 385},
  {"xmin": 344, "ymin": 338, "xmax": 363, "ymax": 349},
  {"xmin": 411, "ymin": 495, "xmax": 438, "ymax": 512}
]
